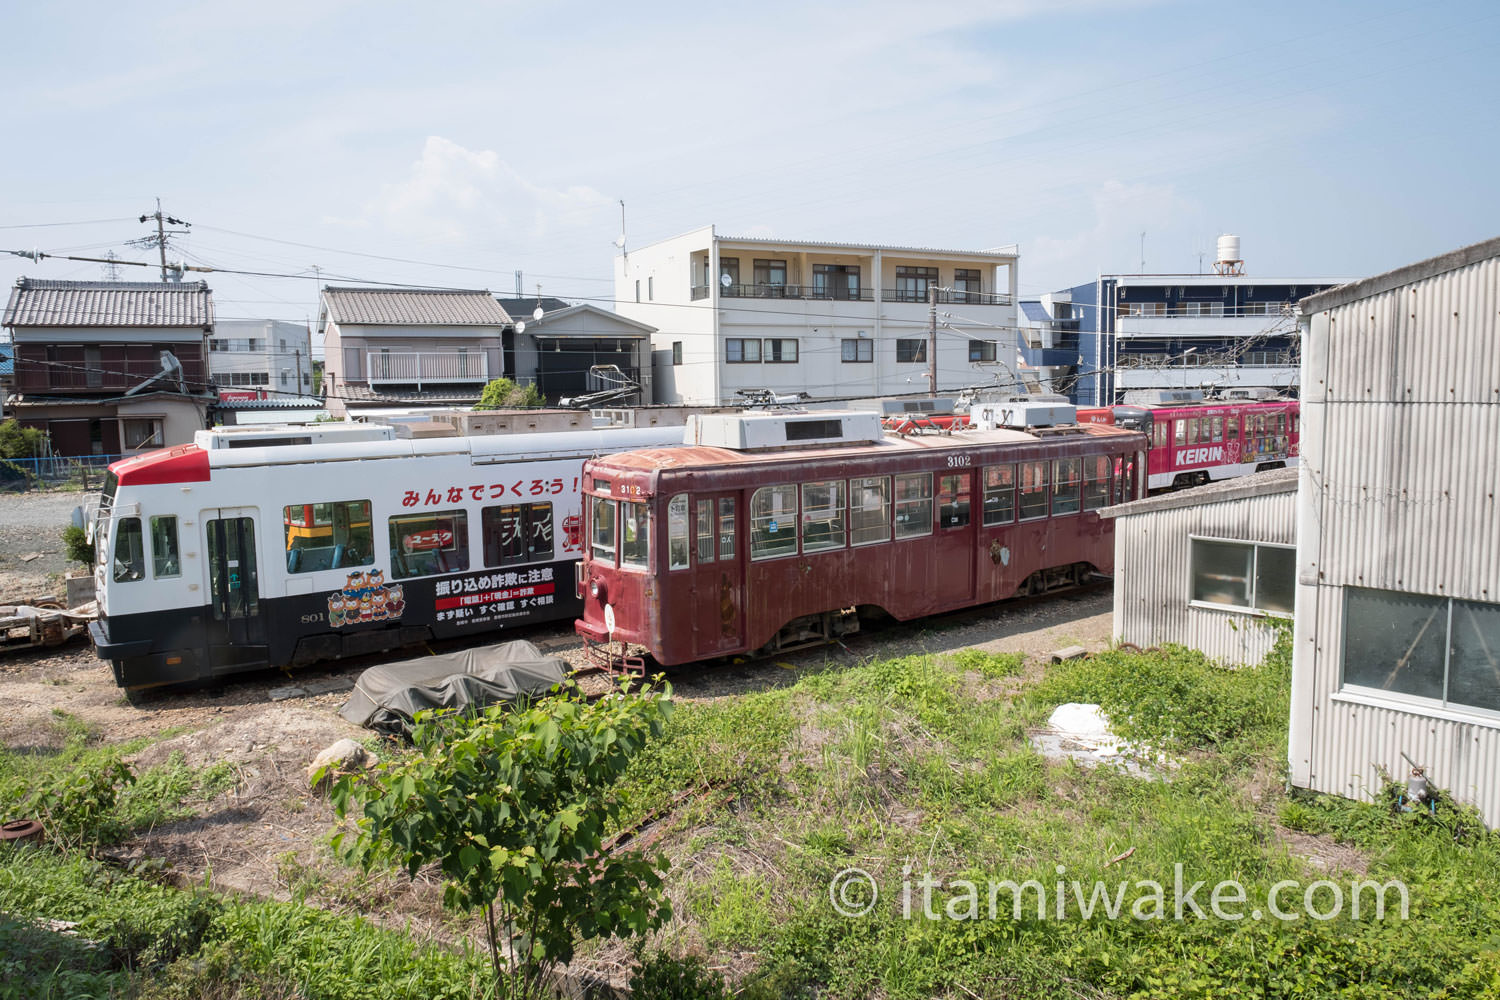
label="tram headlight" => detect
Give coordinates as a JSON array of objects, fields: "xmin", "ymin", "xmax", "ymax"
[{"xmin": 589, "ymin": 577, "xmax": 606, "ymax": 602}]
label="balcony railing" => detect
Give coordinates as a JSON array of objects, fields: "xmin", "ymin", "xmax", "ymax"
[
  {"xmin": 694, "ymin": 283, "xmax": 876, "ymax": 302},
  {"xmin": 880, "ymin": 288, "xmax": 1012, "ymax": 306},
  {"xmin": 687, "ymin": 283, "xmax": 1011, "ymax": 305},
  {"xmin": 1118, "ymin": 304, "xmax": 1296, "ymax": 319},
  {"xmin": 364, "ymin": 351, "xmax": 489, "ymax": 388}
]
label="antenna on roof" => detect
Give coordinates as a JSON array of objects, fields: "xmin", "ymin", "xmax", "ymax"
[{"xmin": 614, "ymin": 200, "xmax": 627, "ymax": 258}]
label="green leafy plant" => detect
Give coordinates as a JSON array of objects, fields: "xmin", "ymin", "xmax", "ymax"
[
  {"xmin": 474, "ymin": 377, "xmax": 544, "ymax": 410},
  {"xmin": 62, "ymin": 523, "xmax": 95, "ymax": 567},
  {"xmin": 327, "ymin": 678, "xmax": 675, "ymax": 998},
  {"xmin": 0, "ymin": 418, "xmax": 45, "ymax": 459}
]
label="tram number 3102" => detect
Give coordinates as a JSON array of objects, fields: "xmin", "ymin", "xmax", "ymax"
[{"xmin": 946, "ymin": 455, "xmax": 972, "ymax": 467}]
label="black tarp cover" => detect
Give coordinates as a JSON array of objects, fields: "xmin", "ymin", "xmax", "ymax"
[{"xmin": 339, "ymin": 640, "xmax": 569, "ymax": 735}]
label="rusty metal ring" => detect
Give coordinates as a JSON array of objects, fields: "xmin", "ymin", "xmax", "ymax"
[{"xmin": 0, "ymin": 819, "xmax": 44, "ymax": 842}]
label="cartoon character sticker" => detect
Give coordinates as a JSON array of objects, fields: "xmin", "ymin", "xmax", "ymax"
[{"xmin": 325, "ymin": 570, "xmax": 403, "ymax": 629}]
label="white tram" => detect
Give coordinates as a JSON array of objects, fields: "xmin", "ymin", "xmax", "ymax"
[{"xmin": 87, "ymin": 425, "xmax": 682, "ymax": 689}]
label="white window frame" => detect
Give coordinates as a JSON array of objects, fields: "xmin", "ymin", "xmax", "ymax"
[{"xmin": 1186, "ymin": 535, "xmax": 1295, "ymax": 618}]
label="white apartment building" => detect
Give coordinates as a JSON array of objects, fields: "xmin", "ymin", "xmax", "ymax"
[
  {"xmin": 210, "ymin": 319, "xmax": 313, "ymax": 395},
  {"xmin": 614, "ymin": 226, "xmax": 1018, "ymax": 405}
]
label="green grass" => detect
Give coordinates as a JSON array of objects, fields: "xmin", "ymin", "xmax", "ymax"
[
  {"xmin": 0, "ymin": 849, "xmax": 496, "ymax": 1000},
  {"xmin": 610, "ymin": 632, "xmax": 1500, "ymax": 999},
  {"xmin": 3, "ymin": 633, "xmax": 1499, "ymax": 998}
]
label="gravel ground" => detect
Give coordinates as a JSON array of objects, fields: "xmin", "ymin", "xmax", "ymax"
[{"xmin": 0, "ymin": 488, "xmax": 87, "ymax": 601}]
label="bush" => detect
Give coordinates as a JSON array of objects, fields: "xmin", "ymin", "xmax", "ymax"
[
  {"xmin": 0, "ymin": 418, "xmax": 45, "ymax": 459},
  {"xmin": 62, "ymin": 524, "xmax": 95, "ymax": 567},
  {"xmin": 474, "ymin": 377, "xmax": 544, "ymax": 410}
]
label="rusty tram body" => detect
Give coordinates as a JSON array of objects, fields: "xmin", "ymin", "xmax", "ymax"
[{"xmin": 575, "ymin": 408, "xmax": 1147, "ymax": 667}]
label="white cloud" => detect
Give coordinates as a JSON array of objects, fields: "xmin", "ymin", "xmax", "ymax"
[
  {"xmin": 1024, "ymin": 179, "xmax": 1203, "ymax": 290},
  {"xmin": 358, "ymin": 137, "xmax": 614, "ymax": 248}
]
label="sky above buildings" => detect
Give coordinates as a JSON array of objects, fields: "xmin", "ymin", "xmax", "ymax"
[{"xmin": 2, "ymin": 0, "xmax": 1495, "ymax": 340}]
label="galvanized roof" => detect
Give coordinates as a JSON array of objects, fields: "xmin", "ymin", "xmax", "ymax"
[
  {"xmin": 3, "ymin": 278, "xmax": 214, "ymax": 328},
  {"xmin": 1098, "ymin": 466, "xmax": 1298, "ymax": 519},
  {"xmin": 322, "ymin": 287, "xmax": 510, "ymax": 326}
]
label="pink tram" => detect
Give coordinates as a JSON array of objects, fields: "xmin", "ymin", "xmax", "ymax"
[
  {"xmin": 1108, "ymin": 392, "xmax": 1298, "ymax": 491},
  {"xmin": 574, "ymin": 409, "xmax": 1146, "ymax": 667}
]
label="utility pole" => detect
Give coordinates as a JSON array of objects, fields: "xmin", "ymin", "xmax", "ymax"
[
  {"xmin": 927, "ymin": 283, "xmax": 938, "ymax": 398},
  {"xmin": 133, "ymin": 199, "xmax": 191, "ymax": 281},
  {"xmin": 294, "ymin": 349, "xmax": 303, "ymax": 395}
]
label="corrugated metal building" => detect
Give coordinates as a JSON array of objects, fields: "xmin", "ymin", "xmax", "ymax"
[
  {"xmin": 1291, "ymin": 236, "xmax": 1500, "ymax": 827},
  {"xmin": 1099, "ymin": 468, "xmax": 1298, "ymax": 666}
]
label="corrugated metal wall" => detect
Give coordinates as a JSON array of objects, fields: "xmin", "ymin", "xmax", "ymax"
[
  {"xmin": 1112, "ymin": 489, "xmax": 1296, "ymax": 666},
  {"xmin": 1293, "ymin": 248, "xmax": 1500, "ymax": 827}
]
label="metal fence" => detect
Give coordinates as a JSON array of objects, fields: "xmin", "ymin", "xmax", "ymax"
[{"xmin": 0, "ymin": 454, "xmax": 123, "ymax": 493}]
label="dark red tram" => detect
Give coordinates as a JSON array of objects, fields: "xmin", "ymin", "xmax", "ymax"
[{"xmin": 574, "ymin": 410, "xmax": 1147, "ymax": 666}]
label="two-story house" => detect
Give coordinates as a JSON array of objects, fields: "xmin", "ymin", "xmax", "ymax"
[
  {"xmin": 614, "ymin": 226, "xmax": 1019, "ymax": 405},
  {"xmin": 1, "ymin": 278, "xmax": 215, "ymax": 456},
  {"xmin": 320, "ymin": 287, "xmax": 510, "ymax": 418},
  {"xmin": 1055, "ymin": 237, "xmax": 1340, "ymax": 405}
]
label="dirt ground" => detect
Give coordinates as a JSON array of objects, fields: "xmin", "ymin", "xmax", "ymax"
[{"xmin": 0, "ymin": 487, "xmax": 1118, "ymax": 956}]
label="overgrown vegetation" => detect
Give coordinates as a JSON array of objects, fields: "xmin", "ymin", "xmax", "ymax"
[
  {"xmin": 0, "ymin": 418, "xmax": 45, "ymax": 459},
  {"xmin": 474, "ymin": 377, "xmax": 544, "ymax": 410},
  {"xmin": 327, "ymin": 679, "xmax": 675, "ymax": 998},
  {"xmin": 0, "ymin": 712, "xmax": 235, "ymax": 853},
  {"xmin": 3, "ymin": 630, "xmax": 1499, "ymax": 998}
]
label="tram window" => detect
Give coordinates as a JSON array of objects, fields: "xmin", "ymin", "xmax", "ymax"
[
  {"xmin": 1227, "ymin": 415, "xmax": 1239, "ymax": 439},
  {"xmin": 1018, "ymin": 462, "xmax": 1049, "ymax": 520},
  {"xmin": 150, "ymin": 515, "xmax": 181, "ymax": 578},
  {"xmin": 801, "ymin": 481, "xmax": 845, "ymax": 553},
  {"xmin": 696, "ymin": 501, "xmax": 716, "ymax": 562},
  {"xmin": 620, "ymin": 501, "xmax": 650, "ymax": 568},
  {"xmin": 850, "ymin": 476, "xmax": 891, "ymax": 545},
  {"xmin": 718, "ymin": 498, "xmax": 737, "ymax": 559},
  {"xmin": 284, "ymin": 499, "xmax": 372, "ymax": 573},
  {"xmin": 667, "ymin": 495, "xmax": 690, "ymax": 569},
  {"xmin": 982, "ymin": 465, "xmax": 1015, "ymax": 525},
  {"xmin": 1210, "ymin": 416, "xmax": 1224, "ymax": 442},
  {"xmin": 894, "ymin": 473, "xmax": 933, "ymax": 539},
  {"xmin": 1152, "ymin": 422, "xmax": 1167, "ymax": 449},
  {"xmin": 938, "ymin": 473, "xmax": 970, "ymax": 528},
  {"xmin": 389, "ymin": 510, "xmax": 470, "ymax": 580},
  {"xmin": 751, "ymin": 485, "xmax": 798, "ymax": 559},
  {"xmin": 591, "ymin": 497, "xmax": 617, "ymax": 563},
  {"xmin": 482, "ymin": 503, "xmax": 553, "ymax": 568},
  {"xmin": 1082, "ymin": 456, "xmax": 1110, "ymax": 511},
  {"xmin": 113, "ymin": 516, "xmax": 145, "ymax": 582},
  {"xmin": 1052, "ymin": 459, "xmax": 1082, "ymax": 516},
  {"xmin": 1174, "ymin": 421, "xmax": 1186, "ymax": 447},
  {"xmin": 1186, "ymin": 419, "xmax": 1199, "ymax": 445}
]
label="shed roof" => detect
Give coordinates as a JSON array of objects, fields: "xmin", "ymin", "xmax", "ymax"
[
  {"xmin": 1299, "ymin": 235, "xmax": 1500, "ymax": 314},
  {"xmin": 3, "ymin": 279, "xmax": 214, "ymax": 329},
  {"xmin": 523, "ymin": 303, "xmax": 657, "ymax": 336},
  {"xmin": 0, "ymin": 344, "xmax": 12, "ymax": 376},
  {"xmin": 1098, "ymin": 466, "xmax": 1298, "ymax": 519},
  {"xmin": 494, "ymin": 296, "xmax": 572, "ymax": 320},
  {"xmin": 322, "ymin": 287, "xmax": 510, "ymax": 326}
]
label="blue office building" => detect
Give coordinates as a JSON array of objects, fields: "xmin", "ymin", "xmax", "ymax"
[{"xmin": 1020, "ymin": 239, "xmax": 1340, "ymax": 405}]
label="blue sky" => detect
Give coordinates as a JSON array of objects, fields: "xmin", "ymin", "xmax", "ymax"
[{"xmin": 2, "ymin": 0, "xmax": 1495, "ymax": 337}]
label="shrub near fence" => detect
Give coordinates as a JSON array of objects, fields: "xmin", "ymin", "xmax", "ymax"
[{"xmin": 0, "ymin": 454, "xmax": 125, "ymax": 492}]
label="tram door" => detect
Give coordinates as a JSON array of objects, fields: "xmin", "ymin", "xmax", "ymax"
[
  {"xmin": 691, "ymin": 494, "xmax": 743, "ymax": 658},
  {"xmin": 203, "ymin": 508, "xmax": 267, "ymax": 659},
  {"xmin": 934, "ymin": 471, "xmax": 977, "ymax": 608}
]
